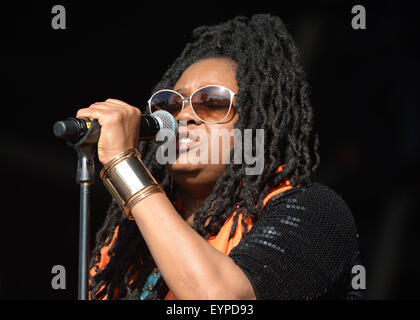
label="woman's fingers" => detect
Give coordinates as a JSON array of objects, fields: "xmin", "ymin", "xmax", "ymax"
[
  {"xmin": 75, "ymin": 99, "xmax": 142, "ymax": 165},
  {"xmin": 76, "ymin": 102, "xmax": 133, "ymax": 124},
  {"xmin": 105, "ymin": 98, "xmax": 127, "ymax": 105}
]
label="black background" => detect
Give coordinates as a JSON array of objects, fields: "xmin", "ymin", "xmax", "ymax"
[{"xmin": 5, "ymin": 1, "xmax": 420, "ymax": 299}]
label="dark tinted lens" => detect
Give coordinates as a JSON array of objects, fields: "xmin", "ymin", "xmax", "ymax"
[
  {"xmin": 150, "ymin": 91, "xmax": 182, "ymax": 117},
  {"xmin": 192, "ymin": 86, "xmax": 232, "ymax": 122}
]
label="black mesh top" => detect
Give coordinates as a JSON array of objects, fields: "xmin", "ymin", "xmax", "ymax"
[{"xmin": 228, "ymin": 183, "xmax": 363, "ymax": 300}]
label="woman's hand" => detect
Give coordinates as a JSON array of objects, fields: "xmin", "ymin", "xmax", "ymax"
[{"xmin": 76, "ymin": 99, "xmax": 141, "ymax": 165}]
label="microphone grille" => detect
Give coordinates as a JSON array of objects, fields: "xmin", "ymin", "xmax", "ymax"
[{"xmin": 152, "ymin": 110, "xmax": 178, "ymax": 142}]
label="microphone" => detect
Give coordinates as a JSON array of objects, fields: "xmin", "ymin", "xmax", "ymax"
[{"xmin": 53, "ymin": 110, "xmax": 178, "ymax": 143}]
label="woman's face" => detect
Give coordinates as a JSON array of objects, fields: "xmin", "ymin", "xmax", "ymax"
[{"xmin": 167, "ymin": 57, "xmax": 239, "ymax": 196}]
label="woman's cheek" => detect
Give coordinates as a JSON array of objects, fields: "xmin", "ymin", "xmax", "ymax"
[{"xmin": 209, "ymin": 129, "xmax": 236, "ymax": 165}]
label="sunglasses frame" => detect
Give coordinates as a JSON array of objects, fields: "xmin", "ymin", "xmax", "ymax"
[{"xmin": 148, "ymin": 85, "xmax": 236, "ymax": 124}]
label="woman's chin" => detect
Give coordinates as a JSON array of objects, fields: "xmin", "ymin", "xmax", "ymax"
[
  {"xmin": 168, "ymin": 160, "xmax": 205, "ymax": 174},
  {"xmin": 168, "ymin": 151, "xmax": 207, "ymax": 170}
]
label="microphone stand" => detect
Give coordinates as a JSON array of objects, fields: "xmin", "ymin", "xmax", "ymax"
[{"xmin": 66, "ymin": 119, "xmax": 100, "ymax": 300}]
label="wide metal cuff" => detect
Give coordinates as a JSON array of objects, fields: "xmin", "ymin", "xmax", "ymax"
[{"xmin": 100, "ymin": 148, "xmax": 162, "ymax": 218}]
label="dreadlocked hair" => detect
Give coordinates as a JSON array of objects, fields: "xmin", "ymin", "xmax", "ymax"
[{"xmin": 89, "ymin": 13, "xmax": 320, "ymax": 300}]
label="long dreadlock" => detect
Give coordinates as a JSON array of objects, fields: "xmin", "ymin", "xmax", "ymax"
[{"xmin": 89, "ymin": 13, "xmax": 320, "ymax": 300}]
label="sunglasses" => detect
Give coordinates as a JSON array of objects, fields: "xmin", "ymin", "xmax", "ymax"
[{"xmin": 148, "ymin": 85, "xmax": 236, "ymax": 124}]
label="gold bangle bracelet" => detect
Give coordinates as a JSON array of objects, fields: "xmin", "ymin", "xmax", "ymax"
[
  {"xmin": 100, "ymin": 147, "xmax": 165, "ymax": 220},
  {"xmin": 124, "ymin": 184, "xmax": 164, "ymax": 220},
  {"xmin": 100, "ymin": 147, "xmax": 139, "ymax": 180}
]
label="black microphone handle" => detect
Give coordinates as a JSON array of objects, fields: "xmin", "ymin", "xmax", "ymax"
[
  {"xmin": 139, "ymin": 114, "xmax": 160, "ymax": 138},
  {"xmin": 53, "ymin": 118, "xmax": 87, "ymax": 141},
  {"xmin": 53, "ymin": 115, "xmax": 161, "ymax": 141}
]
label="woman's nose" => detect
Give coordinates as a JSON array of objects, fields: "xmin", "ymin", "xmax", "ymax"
[{"xmin": 176, "ymin": 99, "xmax": 201, "ymax": 125}]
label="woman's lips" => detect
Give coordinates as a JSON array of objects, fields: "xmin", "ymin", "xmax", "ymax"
[{"xmin": 176, "ymin": 133, "xmax": 201, "ymax": 152}]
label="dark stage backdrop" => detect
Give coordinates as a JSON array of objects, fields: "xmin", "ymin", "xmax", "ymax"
[{"xmin": 5, "ymin": 1, "xmax": 419, "ymax": 299}]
